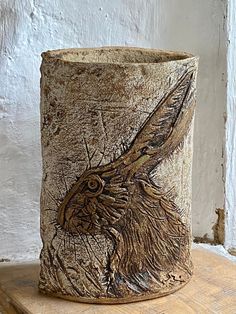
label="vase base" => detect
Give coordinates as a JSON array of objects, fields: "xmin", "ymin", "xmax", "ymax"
[{"xmin": 39, "ymin": 275, "xmax": 192, "ymax": 305}]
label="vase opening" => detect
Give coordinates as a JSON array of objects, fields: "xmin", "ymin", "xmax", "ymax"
[{"xmin": 42, "ymin": 47, "xmax": 194, "ymax": 65}]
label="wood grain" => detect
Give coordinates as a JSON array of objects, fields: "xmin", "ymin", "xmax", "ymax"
[{"xmin": 0, "ymin": 248, "xmax": 236, "ymax": 313}]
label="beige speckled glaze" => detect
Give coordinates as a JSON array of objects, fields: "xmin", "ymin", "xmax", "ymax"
[{"xmin": 39, "ymin": 47, "xmax": 198, "ymax": 304}]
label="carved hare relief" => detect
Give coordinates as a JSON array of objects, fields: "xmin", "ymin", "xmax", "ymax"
[{"xmin": 39, "ymin": 48, "xmax": 198, "ymax": 303}]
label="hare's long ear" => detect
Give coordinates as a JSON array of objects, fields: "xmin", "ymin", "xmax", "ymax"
[{"xmin": 119, "ymin": 69, "xmax": 196, "ymax": 178}]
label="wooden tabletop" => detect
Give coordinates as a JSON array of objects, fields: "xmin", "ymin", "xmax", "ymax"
[{"xmin": 0, "ymin": 247, "xmax": 236, "ymax": 314}]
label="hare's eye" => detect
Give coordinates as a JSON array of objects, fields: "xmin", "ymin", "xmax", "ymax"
[
  {"xmin": 84, "ymin": 175, "xmax": 104, "ymax": 197},
  {"xmin": 88, "ymin": 178, "xmax": 99, "ymax": 192}
]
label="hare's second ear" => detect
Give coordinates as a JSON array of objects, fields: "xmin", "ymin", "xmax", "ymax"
[{"xmin": 121, "ymin": 69, "xmax": 196, "ymax": 177}]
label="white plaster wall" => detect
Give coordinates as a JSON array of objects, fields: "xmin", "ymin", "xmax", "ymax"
[
  {"xmin": 225, "ymin": 0, "xmax": 236, "ymax": 250},
  {"xmin": 151, "ymin": 0, "xmax": 227, "ymax": 241},
  {"xmin": 0, "ymin": 0, "xmax": 228, "ymax": 260}
]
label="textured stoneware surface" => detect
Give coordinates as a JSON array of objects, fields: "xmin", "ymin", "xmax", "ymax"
[{"xmin": 39, "ymin": 47, "xmax": 198, "ymax": 303}]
